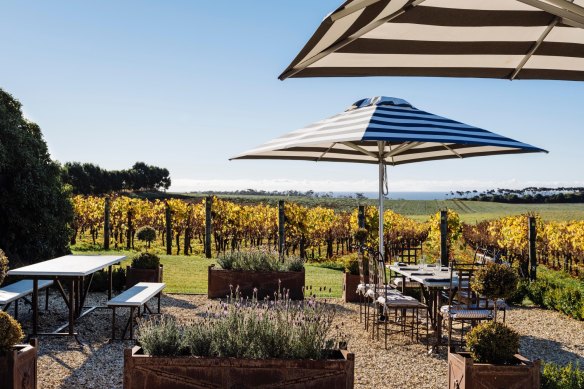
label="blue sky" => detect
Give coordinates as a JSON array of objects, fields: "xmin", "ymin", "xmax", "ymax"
[{"xmin": 1, "ymin": 1, "xmax": 583, "ymax": 193}]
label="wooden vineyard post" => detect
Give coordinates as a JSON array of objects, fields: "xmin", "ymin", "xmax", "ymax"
[
  {"xmin": 126, "ymin": 209, "xmax": 133, "ymax": 250},
  {"xmin": 205, "ymin": 196, "xmax": 212, "ymax": 259},
  {"xmin": 104, "ymin": 197, "xmax": 110, "ymax": 250},
  {"xmin": 165, "ymin": 203, "xmax": 172, "ymax": 255},
  {"xmin": 440, "ymin": 210, "xmax": 448, "ymax": 267},
  {"xmin": 528, "ymin": 216, "xmax": 537, "ymax": 281},
  {"xmin": 358, "ymin": 205, "xmax": 365, "ymax": 229},
  {"xmin": 278, "ymin": 200, "xmax": 285, "ymax": 258}
]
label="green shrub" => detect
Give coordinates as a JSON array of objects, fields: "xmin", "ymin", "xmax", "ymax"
[
  {"xmin": 136, "ymin": 226, "xmax": 156, "ymax": 248},
  {"xmin": 0, "ymin": 311, "xmax": 24, "ymax": 350},
  {"xmin": 0, "ymin": 249, "xmax": 8, "ymax": 286},
  {"xmin": 472, "ymin": 262, "xmax": 518, "ymax": 301},
  {"xmin": 217, "ymin": 250, "xmax": 303, "ymax": 272},
  {"xmin": 342, "ymin": 253, "xmax": 359, "ymax": 275},
  {"xmin": 89, "ymin": 267, "xmax": 126, "ymax": 293},
  {"xmin": 131, "ymin": 252, "xmax": 160, "ymax": 269},
  {"xmin": 507, "ymin": 279, "xmax": 529, "ymax": 305},
  {"xmin": 541, "ymin": 361, "xmax": 584, "ymax": 389},
  {"xmin": 466, "ymin": 321, "xmax": 519, "ymax": 364}
]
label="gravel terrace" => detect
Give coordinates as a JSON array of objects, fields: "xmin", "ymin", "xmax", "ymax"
[{"xmin": 13, "ymin": 291, "xmax": 584, "ymax": 389}]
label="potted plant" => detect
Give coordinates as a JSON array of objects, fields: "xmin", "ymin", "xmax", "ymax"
[
  {"xmin": 208, "ymin": 249, "xmax": 305, "ymax": 300},
  {"xmin": 0, "ymin": 311, "xmax": 37, "ymax": 389},
  {"xmin": 124, "ymin": 295, "xmax": 354, "ymax": 388},
  {"xmin": 448, "ymin": 262, "xmax": 540, "ymax": 389},
  {"xmin": 0, "ymin": 248, "xmax": 8, "ymax": 286},
  {"xmin": 126, "ymin": 252, "xmax": 163, "ymax": 289},
  {"xmin": 342, "ymin": 254, "xmax": 361, "ymax": 303}
]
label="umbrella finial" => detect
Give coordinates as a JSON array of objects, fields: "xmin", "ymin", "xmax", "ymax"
[{"xmin": 348, "ymin": 96, "xmax": 413, "ymax": 111}]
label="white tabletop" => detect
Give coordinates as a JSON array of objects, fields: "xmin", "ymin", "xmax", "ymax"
[
  {"xmin": 7, "ymin": 255, "xmax": 126, "ymax": 277},
  {"xmin": 389, "ymin": 264, "xmax": 456, "ymax": 288}
]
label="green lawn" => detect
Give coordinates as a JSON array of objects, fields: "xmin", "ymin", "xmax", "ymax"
[{"xmin": 73, "ymin": 249, "xmax": 345, "ymax": 297}]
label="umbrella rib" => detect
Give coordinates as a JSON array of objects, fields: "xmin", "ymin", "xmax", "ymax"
[
  {"xmin": 510, "ymin": 16, "xmax": 559, "ymax": 80},
  {"xmin": 517, "ymin": 0, "xmax": 584, "ymax": 27},
  {"xmin": 442, "ymin": 143, "xmax": 463, "ymax": 159},
  {"xmin": 280, "ymin": 0, "xmax": 428, "ymax": 80},
  {"xmin": 317, "ymin": 142, "xmax": 337, "ymax": 161},
  {"xmin": 384, "ymin": 142, "xmax": 421, "ymax": 158},
  {"xmin": 331, "ymin": 0, "xmax": 384, "ymax": 21},
  {"xmin": 341, "ymin": 141, "xmax": 379, "ymax": 159}
]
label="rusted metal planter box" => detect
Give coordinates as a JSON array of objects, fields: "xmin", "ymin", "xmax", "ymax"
[
  {"xmin": 124, "ymin": 346, "xmax": 354, "ymax": 389},
  {"xmin": 0, "ymin": 339, "xmax": 37, "ymax": 389},
  {"xmin": 448, "ymin": 351, "xmax": 540, "ymax": 389},
  {"xmin": 207, "ymin": 265, "xmax": 305, "ymax": 300},
  {"xmin": 342, "ymin": 273, "xmax": 361, "ymax": 303},
  {"xmin": 125, "ymin": 264, "xmax": 163, "ymax": 289}
]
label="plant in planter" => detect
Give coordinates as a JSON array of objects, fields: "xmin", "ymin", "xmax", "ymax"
[
  {"xmin": 0, "ymin": 311, "xmax": 37, "ymax": 389},
  {"xmin": 209, "ymin": 249, "xmax": 305, "ymax": 300},
  {"xmin": 126, "ymin": 252, "xmax": 163, "ymax": 289},
  {"xmin": 341, "ymin": 254, "xmax": 361, "ymax": 303},
  {"xmin": 136, "ymin": 226, "xmax": 156, "ymax": 249},
  {"xmin": 0, "ymin": 248, "xmax": 8, "ymax": 286},
  {"xmin": 125, "ymin": 295, "xmax": 354, "ymax": 388},
  {"xmin": 448, "ymin": 263, "xmax": 539, "ymax": 389}
]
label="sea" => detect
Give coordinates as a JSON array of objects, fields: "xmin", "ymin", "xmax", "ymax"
[{"xmin": 332, "ymin": 191, "xmax": 449, "ymax": 200}]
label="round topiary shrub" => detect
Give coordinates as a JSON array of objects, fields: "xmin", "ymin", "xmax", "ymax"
[
  {"xmin": 131, "ymin": 252, "xmax": 160, "ymax": 270},
  {"xmin": 472, "ymin": 262, "xmax": 519, "ymax": 301},
  {"xmin": 0, "ymin": 248, "xmax": 8, "ymax": 286},
  {"xmin": 136, "ymin": 226, "xmax": 156, "ymax": 248},
  {"xmin": 466, "ymin": 321, "xmax": 520, "ymax": 364},
  {"xmin": 0, "ymin": 311, "xmax": 24, "ymax": 351}
]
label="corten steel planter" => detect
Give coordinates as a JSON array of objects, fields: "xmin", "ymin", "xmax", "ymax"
[
  {"xmin": 342, "ymin": 273, "xmax": 361, "ymax": 303},
  {"xmin": 448, "ymin": 350, "xmax": 540, "ymax": 389},
  {"xmin": 124, "ymin": 346, "xmax": 355, "ymax": 389},
  {"xmin": 207, "ymin": 265, "xmax": 305, "ymax": 300},
  {"xmin": 125, "ymin": 264, "xmax": 163, "ymax": 289},
  {"xmin": 0, "ymin": 339, "xmax": 37, "ymax": 389}
]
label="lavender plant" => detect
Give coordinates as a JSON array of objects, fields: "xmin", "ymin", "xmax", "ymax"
[
  {"xmin": 217, "ymin": 249, "xmax": 304, "ymax": 272},
  {"xmin": 137, "ymin": 291, "xmax": 343, "ymax": 360}
]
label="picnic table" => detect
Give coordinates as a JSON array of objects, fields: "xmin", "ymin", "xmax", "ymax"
[
  {"xmin": 388, "ymin": 263, "xmax": 458, "ymax": 350},
  {"xmin": 7, "ymin": 255, "xmax": 126, "ymax": 341}
]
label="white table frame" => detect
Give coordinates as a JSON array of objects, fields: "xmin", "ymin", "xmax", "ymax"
[{"xmin": 8, "ymin": 255, "xmax": 126, "ymax": 341}]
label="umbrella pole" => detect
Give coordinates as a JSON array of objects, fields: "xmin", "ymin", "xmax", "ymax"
[{"xmin": 378, "ymin": 158, "xmax": 384, "ymax": 260}]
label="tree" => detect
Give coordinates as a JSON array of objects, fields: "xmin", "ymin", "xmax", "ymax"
[{"xmin": 0, "ymin": 89, "xmax": 73, "ymax": 264}]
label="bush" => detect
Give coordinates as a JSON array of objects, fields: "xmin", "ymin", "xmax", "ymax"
[
  {"xmin": 507, "ymin": 279, "xmax": 529, "ymax": 305},
  {"xmin": 89, "ymin": 267, "xmax": 126, "ymax": 293},
  {"xmin": 466, "ymin": 321, "xmax": 519, "ymax": 364},
  {"xmin": 0, "ymin": 89, "xmax": 73, "ymax": 265},
  {"xmin": 0, "ymin": 249, "xmax": 8, "ymax": 286},
  {"xmin": 521, "ymin": 268, "xmax": 584, "ymax": 320},
  {"xmin": 217, "ymin": 250, "xmax": 303, "ymax": 272},
  {"xmin": 131, "ymin": 252, "xmax": 160, "ymax": 270},
  {"xmin": 340, "ymin": 253, "xmax": 359, "ymax": 275},
  {"xmin": 136, "ymin": 226, "xmax": 156, "ymax": 248},
  {"xmin": 137, "ymin": 295, "xmax": 339, "ymax": 360},
  {"xmin": 472, "ymin": 262, "xmax": 518, "ymax": 301},
  {"xmin": 541, "ymin": 361, "xmax": 584, "ymax": 389},
  {"xmin": 0, "ymin": 311, "xmax": 24, "ymax": 350}
]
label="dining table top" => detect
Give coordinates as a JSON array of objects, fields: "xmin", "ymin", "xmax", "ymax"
[
  {"xmin": 7, "ymin": 255, "xmax": 126, "ymax": 277},
  {"xmin": 388, "ymin": 263, "xmax": 457, "ymax": 288}
]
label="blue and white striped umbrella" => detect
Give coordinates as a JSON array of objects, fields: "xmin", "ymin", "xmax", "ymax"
[{"xmin": 232, "ymin": 96, "xmax": 547, "ymax": 256}]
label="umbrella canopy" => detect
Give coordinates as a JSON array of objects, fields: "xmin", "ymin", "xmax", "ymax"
[
  {"xmin": 279, "ymin": 0, "xmax": 584, "ymax": 81},
  {"xmin": 232, "ymin": 96, "xmax": 547, "ymax": 259}
]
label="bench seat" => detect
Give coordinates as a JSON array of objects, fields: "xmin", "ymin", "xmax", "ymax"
[
  {"xmin": 107, "ymin": 282, "xmax": 165, "ymax": 340},
  {"xmin": 1, "ymin": 280, "xmax": 53, "ymax": 319}
]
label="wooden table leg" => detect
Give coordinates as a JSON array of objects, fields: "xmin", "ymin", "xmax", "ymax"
[
  {"xmin": 32, "ymin": 279, "xmax": 38, "ymax": 337},
  {"xmin": 111, "ymin": 307, "xmax": 116, "ymax": 340},
  {"xmin": 69, "ymin": 278, "xmax": 75, "ymax": 336}
]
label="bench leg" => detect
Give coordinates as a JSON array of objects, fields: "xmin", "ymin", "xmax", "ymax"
[
  {"xmin": 129, "ymin": 307, "xmax": 135, "ymax": 340},
  {"xmin": 14, "ymin": 300, "xmax": 19, "ymax": 320},
  {"xmin": 111, "ymin": 307, "xmax": 116, "ymax": 341},
  {"xmin": 45, "ymin": 287, "xmax": 50, "ymax": 311},
  {"xmin": 158, "ymin": 292, "xmax": 161, "ymax": 314}
]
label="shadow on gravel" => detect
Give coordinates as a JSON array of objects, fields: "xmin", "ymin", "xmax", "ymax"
[{"xmin": 520, "ymin": 335, "xmax": 584, "ymax": 366}]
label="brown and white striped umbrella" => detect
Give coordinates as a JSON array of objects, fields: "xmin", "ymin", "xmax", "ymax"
[{"xmin": 279, "ymin": 0, "xmax": 584, "ymax": 81}]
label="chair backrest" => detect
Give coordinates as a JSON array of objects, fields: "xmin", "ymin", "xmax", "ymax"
[
  {"xmin": 367, "ymin": 249, "xmax": 387, "ymax": 297},
  {"xmin": 448, "ymin": 261, "xmax": 487, "ymax": 309}
]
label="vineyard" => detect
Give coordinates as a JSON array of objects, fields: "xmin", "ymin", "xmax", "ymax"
[{"xmin": 72, "ymin": 195, "xmax": 583, "ymax": 277}]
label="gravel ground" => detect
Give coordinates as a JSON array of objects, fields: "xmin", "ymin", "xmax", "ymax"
[{"xmin": 11, "ymin": 291, "xmax": 583, "ymax": 389}]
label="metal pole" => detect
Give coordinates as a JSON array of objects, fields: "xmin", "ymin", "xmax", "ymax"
[
  {"xmin": 440, "ymin": 210, "xmax": 448, "ymax": 267},
  {"xmin": 205, "ymin": 196, "xmax": 212, "ymax": 258},
  {"xmin": 528, "ymin": 216, "xmax": 537, "ymax": 280},
  {"xmin": 378, "ymin": 149, "xmax": 384, "ymax": 258},
  {"xmin": 278, "ymin": 200, "xmax": 285, "ymax": 258}
]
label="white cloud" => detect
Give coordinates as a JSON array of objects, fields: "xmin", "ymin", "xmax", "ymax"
[{"xmin": 170, "ymin": 178, "xmax": 584, "ymax": 193}]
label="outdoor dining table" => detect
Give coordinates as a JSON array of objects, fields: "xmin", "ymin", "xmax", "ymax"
[
  {"xmin": 7, "ymin": 254, "xmax": 126, "ymax": 342},
  {"xmin": 388, "ymin": 263, "xmax": 458, "ymax": 350}
]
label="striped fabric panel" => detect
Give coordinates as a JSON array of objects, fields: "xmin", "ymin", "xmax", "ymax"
[
  {"xmin": 280, "ymin": 0, "xmax": 584, "ymax": 81},
  {"xmin": 232, "ymin": 100, "xmax": 545, "ymax": 165}
]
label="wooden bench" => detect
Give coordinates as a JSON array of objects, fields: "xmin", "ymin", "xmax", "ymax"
[
  {"xmin": 107, "ymin": 282, "xmax": 165, "ymax": 340},
  {"xmin": 0, "ymin": 280, "xmax": 53, "ymax": 319}
]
